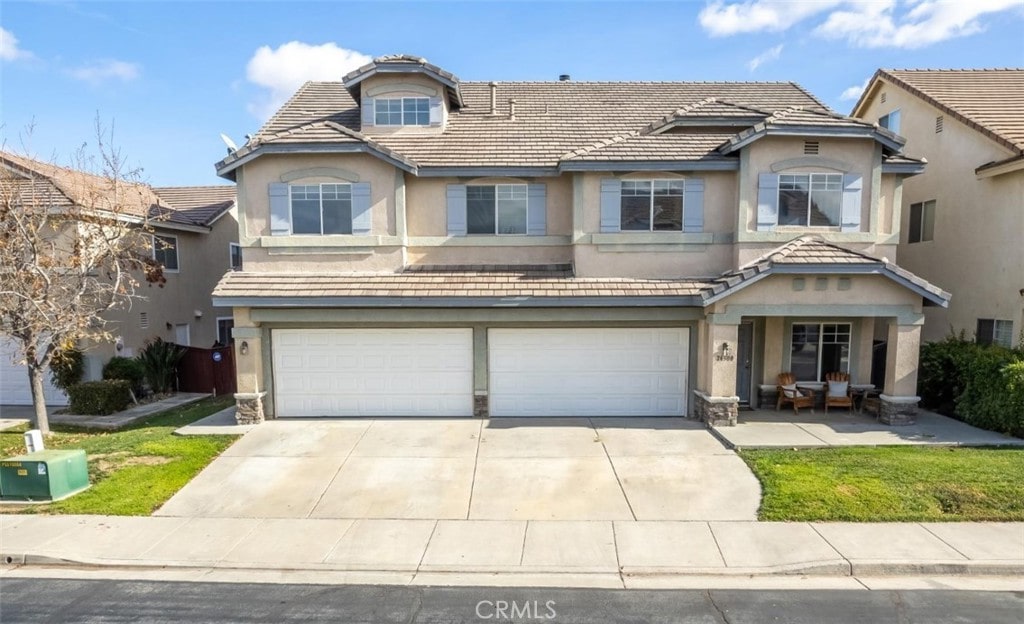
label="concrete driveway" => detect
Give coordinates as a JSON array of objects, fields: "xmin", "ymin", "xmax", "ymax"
[{"xmin": 157, "ymin": 418, "xmax": 761, "ymax": 521}]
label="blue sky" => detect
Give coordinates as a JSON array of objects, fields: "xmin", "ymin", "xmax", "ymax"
[{"xmin": 2, "ymin": 1, "xmax": 1022, "ymax": 186}]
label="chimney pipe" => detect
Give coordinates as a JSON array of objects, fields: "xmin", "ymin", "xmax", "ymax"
[
  {"xmin": 509, "ymin": 98, "xmax": 517, "ymax": 121},
  {"xmin": 489, "ymin": 81, "xmax": 497, "ymax": 115},
  {"xmin": 559, "ymin": 74, "xmax": 571, "ymax": 82}
]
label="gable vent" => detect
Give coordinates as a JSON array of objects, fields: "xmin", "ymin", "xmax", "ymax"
[
  {"xmin": 140, "ymin": 312, "xmax": 149, "ymax": 329},
  {"xmin": 935, "ymin": 115, "xmax": 944, "ymax": 133},
  {"xmin": 880, "ymin": 92, "xmax": 887, "ymax": 104},
  {"xmin": 803, "ymin": 141, "xmax": 820, "ymax": 155}
]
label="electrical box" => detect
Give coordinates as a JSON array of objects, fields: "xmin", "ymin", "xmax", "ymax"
[{"xmin": 0, "ymin": 450, "xmax": 89, "ymax": 502}]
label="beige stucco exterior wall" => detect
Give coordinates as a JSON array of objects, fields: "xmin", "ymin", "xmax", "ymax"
[{"xmin": 859, "ymin": 79, "xmax": 1024, "ymax": 344}]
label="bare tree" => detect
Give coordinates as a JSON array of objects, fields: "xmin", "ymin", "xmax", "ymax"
[{"xmin": 0, "ymin": 124, "xmax": 164, "ymax": 434}]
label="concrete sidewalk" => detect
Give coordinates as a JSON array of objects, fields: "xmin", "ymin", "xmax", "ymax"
[{"xmin": 1, "ymin": 515, "xmax": 1021, "ymax": 588}]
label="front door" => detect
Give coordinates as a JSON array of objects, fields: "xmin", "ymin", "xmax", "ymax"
[{"xmin": 735, "ymin": 322, "xmax": 753, "ymax": 405}]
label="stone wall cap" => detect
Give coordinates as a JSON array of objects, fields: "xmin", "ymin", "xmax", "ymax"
[
  {"xmin": 694, "ymin": 390, "xmax": 741, "ymax": 403},
  {"xmin": 234, "ymin": 392, "xmax": 267, "ymax": 400},
  {"xmin": 879, "ymin": 394, "xmax": 921, "ymax": 403}
]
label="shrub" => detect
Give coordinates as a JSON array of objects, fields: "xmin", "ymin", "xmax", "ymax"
[
  {"xmin": 103, "ymin": 356, "xmax": 147, "ymax": 396},
  {"xmin": 918, "ymin": 334, "xmax": 976, "ymax": 416},
  {"xmin": 138, "ymin": 338, "xmax": 186, "ymax": 394},
  {"xmin": 49, "ymin": 347, "xmax": 85, "ymax": 392},
  {"xmin": 67, "ymin": 380, "xmax": 132, "ymax": 415}
]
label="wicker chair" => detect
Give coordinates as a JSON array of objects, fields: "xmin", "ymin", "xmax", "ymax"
[
  {"xmin": 776, "ymin": 372, "xmax": 815, "ymax": 414},
  {"xmin": 824, "ymin": 372, "xmax": 854, "ymax": 413}
]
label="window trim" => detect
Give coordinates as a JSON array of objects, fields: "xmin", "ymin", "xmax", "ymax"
[
  {"xmin": 288, "ymin": 182, "xmax": 353, "ymax": 236},
  {"xmin": 152, "ymin": 234, "xmax": 179, "ymax": 273},
  {"xmin": 216, "ymin": 316, "xmax": 234, "ymax": 346},
  {"xmin": 619, "ymin": 178, "xmax": 687, "ymax": 232},
  {"xmin": 908, "ymin": 199, "xmax": 936, "ymax": 244},
  {"xmin": 228, "ymin": 242, "xmax": 242, "ymax": 271},
  {"xmin": 466, "ymin": 183, "xmax": 530, "ymax": 236},
  {"xmin": 374, "ymin": 96, "xmax": 430, "ymax": 127},
  {"xmin": 977, "ymin": 318, "xmax": 1013, "ymax": 348},
  {"xmin": 777, "ymin": 172, "xmax": 843, "ymax": 228},
  {"xmin": 790, "ymin": 322, "xmax": 852, "ymax": 382}
]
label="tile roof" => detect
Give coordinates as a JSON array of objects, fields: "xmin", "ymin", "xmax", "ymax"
[
  {"xmin": 212, "ymin": 265, "xmax": 710, "ymax": 303},
  {"xmin": 864, "ymin": 69, "xmax": 1024, "ymax": 152},
  {"xmin": 562, "ymin": 133, "xmax": 738, "ymax": 162},
  {"xmin": 152, "ymin": 185, "xmax": 236, "ymax": 227},
  {"xmin": 233, "ymin": 80, "xmax": 830, "ymax": 170}
]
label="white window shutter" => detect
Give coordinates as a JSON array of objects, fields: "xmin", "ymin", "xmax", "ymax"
[
  {"xmin": 269, "ymin": 183, "xmax": 290, "ymax": 235},
  {"xmin": 429, "ymin": 97, "xmax": 443, "ymax": 127},
  {"xmin": 683, "ymin": 178, "xmax": 704, "ymax": 233},
  {"xmin": 756, "ymin": 173, "xmax": 780, "ymax": 231},
  {"xmin": 446, "ymin": 184, "xmax": 467, "ymax": 236},
  {"xmin": 526, "ymin": 184, "xmax": 547, "ymax": 235},
  {"xmin": 361, "ymin": 97, "xmax": 374, "ymax": 128},
  {"xmin": 840, "ymin": 174, "xmax": 863, "ymax": 232},
  {"xmin": 600, "ymin": 178, "xmax": 621, "ymax": 233},
  {"xmin": 351, "ymin": 182, "xmax": 372, "ymax": 235}
]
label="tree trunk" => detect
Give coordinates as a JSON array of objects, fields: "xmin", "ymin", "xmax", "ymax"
[{"xmin": 27, "ymin": 363, "xmax": 52, "ymax": 435}]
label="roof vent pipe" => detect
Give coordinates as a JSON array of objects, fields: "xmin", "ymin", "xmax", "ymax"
[
  {"xmin": 559, "ymin": 74, "xmax": 571, "ymax": 81},
  {"xmin": 509, "ymin": 98, "xmax": 517, "ymax": 121},
  {"xmin": 489, "ymin": 81, "xmax": 497, "ymax": 115}
]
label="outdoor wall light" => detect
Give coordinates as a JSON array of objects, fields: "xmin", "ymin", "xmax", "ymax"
[
  {"xmin": 165, "ymin": 322, "xmax": 173, "ymax": 330},
  {"xmin": 240, "ymin": 341, "xmax": 249, "ymax": 356},
  {"xmin": 715, "ymin": 342, "xmax": 735, "ymax": 362}
]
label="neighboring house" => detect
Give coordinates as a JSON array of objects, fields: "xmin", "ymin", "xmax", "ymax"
[
  {"xmin": 852, "ymin": 69, "xmax": 1024, "ymax": 347},
  {"xmin": 212, "ymin": 55, "xmax": 949, "ymax": 427},
  {"xmin": 0, "ymin": 152, "xmax": 238, "ymax": 405}
]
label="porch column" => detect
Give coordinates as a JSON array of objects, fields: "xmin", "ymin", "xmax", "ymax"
[
  {"xmin": 232, "ymin": 307, "xmax": 266, "ymax": 425},
  {"xmin": 880, "ymin": 318, "xmax": 923, "ymax": 426},
  {"xmin": 694, "ymin": 315, "xmax": 740, "ymax": 427}
]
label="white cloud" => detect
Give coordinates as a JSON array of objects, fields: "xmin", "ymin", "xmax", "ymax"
[
  {"xmin": 747, "ymin": 44, "xmax": 784, "ymax": 71},
  {"xmin": 816, "ymin": 0, "xmax": 1022, "ymax": 49},
  {"xmin": 840, "ymin": 77, "xmax": 871, "ymax": 101},
  {"xmin": 245, "ymin": 41, "xmax": 372, "ymax": 119},
  {"xmin": 0, "ymin": 26, "xmax": 33, "ymax": 61},
  {"xmin": 699, "ymin": 0, "xmax": 841, "ymax": 36},
  {"xmin": 68, "ymin": 60, "xmax": 140, "ymax": 84},
  {"xmin": 698, "ymin": 0, "xmax": 1022, "ymax": 48}
]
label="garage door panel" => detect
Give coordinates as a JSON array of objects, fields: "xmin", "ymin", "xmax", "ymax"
[
  {"xmin": 488, "ymin": 328, "xmax": 688, "ymax": 417},
  {"xmin": 272, "ymin": 329, "xmax": 473, "ymax": 418}
]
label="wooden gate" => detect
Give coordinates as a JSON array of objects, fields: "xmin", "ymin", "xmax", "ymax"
[{"xmin": 177, "ymin": 345, "xmax": 236, "ymax": 395}]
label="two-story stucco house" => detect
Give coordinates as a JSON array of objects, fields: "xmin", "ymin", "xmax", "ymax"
[
  {"xmin": 0, "ymin": 151, "xmax": 238, "ymax": 405},
  {"xmin": 852, "ymin": 69, "xmax": 1024, "ymax": 347},
  {"xmin": 212, "ymin": 55, "xmax": 949, "ymax": 427}
]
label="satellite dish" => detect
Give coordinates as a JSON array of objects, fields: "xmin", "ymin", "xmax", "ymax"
[{"xmin": 219, "ymin": 133, "xmax": 238, "ymax": 153}]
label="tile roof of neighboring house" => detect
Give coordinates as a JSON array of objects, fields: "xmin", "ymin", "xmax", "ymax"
[
  {"xmin": 701, "ymin": 236, "xmax": 950, "ymax": 306},
  {"xmin": 857, "ymin": 69, "xmax": 1024, "ymax": 153},
  {"xmin": 212, "ymin": 265, "xmax": 710, "ymax": 305},
  {"xmin": 152, "ymin": 185, "xmax": 236, "ymax": 227},
  {"xmin": 221, "ymin": 79, "xmax": 836, "ymax": 171}
]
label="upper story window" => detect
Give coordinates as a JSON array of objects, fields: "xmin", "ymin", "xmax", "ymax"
[
  {"xmin": 977, "ymin": 319, "xmax": 1013, "ymax": 348},
  {"xmin": 290, "ymin": 184, "xmax": 352, "ymax": 235},
  {"xmin": 229, "ymin": 242, "xmax": 242, "ymax": 271},
  {"xmin": 779, "ymin": 173, "xmax": 842, "ymax": 227},
  {"xmin": 374, "ymin": 97, "xmax": 430, "ymax": 126},
  {"xmin": 621, "ymin": 180, "xmax": 685, "ymax": 231},
  {"xmin": 152, "ymin": 234, "xmax": 178, "ymax": 272},
  {"xmin": 878, "ymin": 109, "xmax": 901, "ymax": 134},
  {"xmin": 467, "ymin": 184, "xmax": 528, "ymax": 234},
  {"xmin": 908, "ymin": 200, "xmax": 935, "ymax": 243}
]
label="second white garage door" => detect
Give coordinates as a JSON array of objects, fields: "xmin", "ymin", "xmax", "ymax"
[
  {"xmin": 0, "ymin": 337, "xmax": 68, "ymax": 406},
  {"xmin": 489, "ymin": 328, "xmax": 689, "ymax": 417},
  {"xmin": 272, "ymin": 329, "xmax": 473, "ymax": 417}
]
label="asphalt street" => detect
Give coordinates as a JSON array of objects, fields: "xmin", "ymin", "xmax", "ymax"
[{"xmin": 0, "ymin": 579, "xmax": 1022, "ymax": 623}]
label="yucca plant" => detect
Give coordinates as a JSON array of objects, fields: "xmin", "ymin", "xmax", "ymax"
[{"xmin": 138, "ymin": 338, "xmax": 186, "ymax": 394}]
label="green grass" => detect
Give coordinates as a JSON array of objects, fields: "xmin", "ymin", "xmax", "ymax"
[
  {"xmin": 740, "ymin": 446, "xmax": 1024, "ymax": 522},
  {"xmin": 0, "ymin": 395, "xmax": 237, "ymax": 516}
]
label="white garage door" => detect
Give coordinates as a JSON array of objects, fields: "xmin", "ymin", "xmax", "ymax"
[
  {"xmin": 272, "ymin": 329, "xmax": 473, "ymax": 417},
  {"xmin": 489, "ymin": 328, "xmax": 689, "ymax": 417},
  {"xmin": 0, "ymin": 337, "xmax": 68, "ymax": 406}
]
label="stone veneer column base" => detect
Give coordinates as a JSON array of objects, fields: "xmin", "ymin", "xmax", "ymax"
[
  {"xmin": 878, "ymin": 394, "xmax": 920, "ymax": 426},
  {"xmin": 473, "ymin": 393, "xmax": 489, "ymax": 418},
  {"xmin": 694, "ymin": 391, "xmax": 739, "ymax": 427},
  {"xmin": 234, "ymin": 392, "xmax": 267, "ymax": 425}
]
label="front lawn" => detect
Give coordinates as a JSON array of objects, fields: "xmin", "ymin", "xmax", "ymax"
[
  {"xmin": 0, "ymin": 395, "xmax": 237, "ymax": 515},
  {"xmin": 740, "ymin": 446, "xmax": 1024, "ymax": 522}
]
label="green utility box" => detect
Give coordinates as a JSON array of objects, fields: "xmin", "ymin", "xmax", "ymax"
[{"xmin": 0, "ymin": 449, "xmax": 89, "ymax": 502}]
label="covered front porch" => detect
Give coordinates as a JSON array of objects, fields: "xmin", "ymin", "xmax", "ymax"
[{"xmin": 690, "ymin": 238, "xmax": 951, "ymax": 428}]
